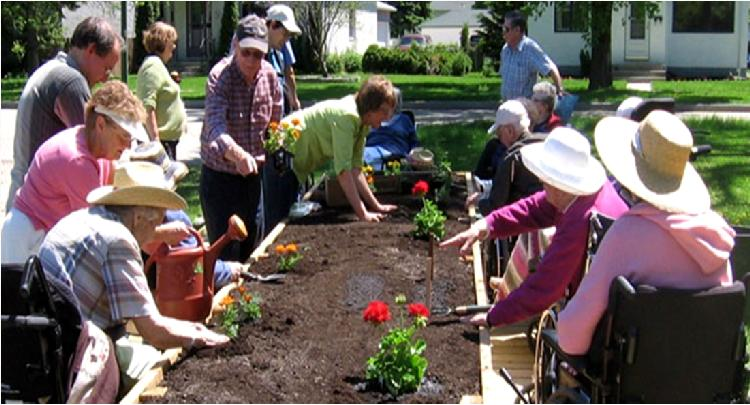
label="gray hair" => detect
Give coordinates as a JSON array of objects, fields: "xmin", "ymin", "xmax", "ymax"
[
  {"xmin": 532, "ymin": 82, "xmax": 557, "ymax": 113},
  {"xmin": 106, "ymin": 205, "xmax": 164, "ymax": 226}
]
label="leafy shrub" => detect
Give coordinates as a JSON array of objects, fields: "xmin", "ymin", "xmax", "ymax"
[
  {"xmin": 362, "ymin": 44, "xmax": 472, "ymax": 76},
  {"xmin": 326, "ymin": 53, "xmax": 345, "ymax": 74},
  {"xmin": 340, "ymin": 50, "xmax": 363, "ymax": 72}
]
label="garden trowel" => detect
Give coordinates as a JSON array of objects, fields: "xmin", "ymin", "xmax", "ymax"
[
  {"xmin": 240, "ymin": 264, "xmax": 286, "ymax": 283},
  {"xmin": 431, "ymin": 304, "xmax": 492, "ymax": 317}
]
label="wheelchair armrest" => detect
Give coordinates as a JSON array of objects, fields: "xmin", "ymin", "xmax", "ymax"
[{"xmin": 540, "ymin": 329, "xmax": 589, "ymax": 373}]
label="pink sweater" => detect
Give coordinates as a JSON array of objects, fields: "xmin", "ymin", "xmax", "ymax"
[
  {"xmin": 14, "ymin": 126, "xmax": 112, "ymax": 231},
  {"xmin": 557, "ymin": 203, "xmax": 736, "ymax": 355}
]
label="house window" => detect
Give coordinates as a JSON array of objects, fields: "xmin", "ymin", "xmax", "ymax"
[
  {"xmin": 673, "ymin": 2, "xmax": 734, "ymax": 33},
  {"xmin": 349, "ymin": 9, "xmax": 357, "ymax": 40},
  {"xmin": 554, "ymin": 2, "xmax": 586, "ymax": 33}
]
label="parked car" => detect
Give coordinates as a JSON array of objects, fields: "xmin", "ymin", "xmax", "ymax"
[{"xmin": 398, "ymin": 34, "xmax": 432, "ymax": 51}]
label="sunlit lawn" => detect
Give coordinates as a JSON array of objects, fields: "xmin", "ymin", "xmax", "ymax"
[{"xmin": 4, "ymin": 72, "xmax": 750, "ymax": 104}]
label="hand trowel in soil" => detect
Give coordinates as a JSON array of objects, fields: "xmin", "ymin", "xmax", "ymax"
[
  {"xmin": 431, "ymin": 304, "xmax": 492, "ymax": 317},
  {"xmin": 239, "ymin": 264, "xmax": 287, "ymax": 283}
]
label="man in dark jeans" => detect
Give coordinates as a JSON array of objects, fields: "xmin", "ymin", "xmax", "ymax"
[{"xmin": 200, "ymin": 15, "xmax": 282, "ymax": 262}]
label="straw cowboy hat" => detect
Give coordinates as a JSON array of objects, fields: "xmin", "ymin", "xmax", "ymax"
[
  {"xmin": 521, "ymin": 127, "xmax": 607, "ymax": 196},
  {"xmin": 595, "ymin": 110, "xmax": 710, "ymax": 214},
  {"xmin": 128, "ymin": 141, "xmax": 189, "ymax": 191},
  {"xmin": 87, "ymin": 162, "xmax": 187, "ymax": 210}
]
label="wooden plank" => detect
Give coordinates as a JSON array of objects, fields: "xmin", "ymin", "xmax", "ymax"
[
  {"xmin": 139, "ymin": 386, "xmax": 167, "ymax": 401},
  {"xmin": 459, "ymin": 394, "xmax": 484, "ymax": 404}
]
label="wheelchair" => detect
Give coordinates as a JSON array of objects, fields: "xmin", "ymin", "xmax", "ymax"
[
  {"xmin": 526, "ymin": 275, "xmax": 748, "ymax": 403},
  {"xmin": 1, "ymin": 256, "xmax": 83, "ymax": 403}
]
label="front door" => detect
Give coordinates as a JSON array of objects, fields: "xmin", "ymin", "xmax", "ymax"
[
  {"xmin": 187, "ymin": 2, "xmax": 211, "ymax": 58},
  {"xmin": 625, "ymin": 2, "xmax": 649, "ymax": 61}
]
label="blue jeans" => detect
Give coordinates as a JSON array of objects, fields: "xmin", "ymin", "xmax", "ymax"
[
  {"xmin": 199, "ymin": 165, "xmax": 261, "ymax": 262},
  {"xmin": 261, "ymin": 162, "xmax": 299, "ymax": 237}
]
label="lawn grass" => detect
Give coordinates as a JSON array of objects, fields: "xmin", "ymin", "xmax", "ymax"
[{"xmin": 4, "ymin": 72, "xmax": 750, "ymax": 104}]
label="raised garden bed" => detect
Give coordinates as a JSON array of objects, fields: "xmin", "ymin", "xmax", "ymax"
[{"xmin": 147, "ymin": 179, "xmax": 481, "ymax": 403}]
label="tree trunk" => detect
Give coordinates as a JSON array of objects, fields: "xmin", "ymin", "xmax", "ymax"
[{"xmin": 588, "ymin": 2, "xmax": 613, "ymax": 90}]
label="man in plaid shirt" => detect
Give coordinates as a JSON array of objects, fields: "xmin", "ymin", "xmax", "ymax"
[
  {"xmin": 500, "ymin": 10, "xmax": 564, "ymax": 101},
  {"xmin": 200, "ymin": 14, "xmax": 282, "ymax": 262}
]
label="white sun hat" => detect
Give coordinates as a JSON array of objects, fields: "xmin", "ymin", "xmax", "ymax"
[
  {"xmin": 520, "ymin": 127, "xmax": 607, "ymax": 196},
  {"xmin": 94, "ymin": 105, "xmax": 149, "ymax": 143}
]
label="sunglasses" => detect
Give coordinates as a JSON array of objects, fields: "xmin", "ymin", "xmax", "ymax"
[{"xmin": 239, "ymin": 48, "xmax": 265, "ymax": 59}]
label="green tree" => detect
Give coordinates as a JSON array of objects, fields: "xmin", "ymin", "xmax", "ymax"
[
  {"xmin": 291, "ymin": 2, "xmax": 356, "ymax": 76},
  {"xmin": 460, "ymin": 23, "xmax": 470, "ymax": 52},
  {"xmin": 216, "ymin": 1, "xmax": 240, "ymax": 61},
  {"xmin": 1, "ymin": 2, "xmax": 79, "ymax": 75},
  {"xmin": 131, "ymin": 1, "xmax": 160, "ymax": 74},
  {"xmin": 386, "ymin": 2, "xmax": 432, "ymax": 38}
]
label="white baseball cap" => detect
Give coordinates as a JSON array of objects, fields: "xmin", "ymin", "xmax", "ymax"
[
  {"xmin": 487, "ymin": 100, "xmax": 530, "ymax": 134},
  {"xmin": 267, "ymin": 5, "xmax": 301, "ymax": 35}
]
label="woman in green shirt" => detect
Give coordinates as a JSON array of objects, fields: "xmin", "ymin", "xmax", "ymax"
[
  {"xmin": 270, "ymin": 75, "xmax": 398, "ymax": 225},
  {"xmin": 136, "ymin": 22, "xmax": 187, "ymax": 159}
]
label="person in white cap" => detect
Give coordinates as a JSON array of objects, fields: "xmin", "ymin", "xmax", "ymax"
[
  {"xmin": 2, "ymin": 81, "xmax": 150, "ymax": 265},
  {"xmin": 557, "ymin": 110, "xmax": 736, "ymax": 355},
  {"xmin": 201, "ymin": 14, "xmax": 282, "ymax": 263},
  {"xmin": 266, "ymin": 4, "xmax": 302, "ymax": 114},
  {"xmin": 467, "ymin": 100, "xmax": 543, "ymax": 215},
  {"xmin": 38, "ymin": 161, "xmax": 229, "ymax": 392},
  {"xmin": 615, "ymin": 96, "xmax": 644, "ymax": 119},
  {"xmin": 441, "ymin": 127, "xmax": 629, "ymax": 328}
]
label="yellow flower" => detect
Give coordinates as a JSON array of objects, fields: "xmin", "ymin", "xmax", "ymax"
[
  {"xmin": 291, "ymin": 118, "xmax": 301, "ymax": 126},
  {"xmin": 292, "ymin": 129, "xmax": 301, "ymax": 140},
  {"xmin": 281, "ymin": 122, "xmax": 290, "ymax": 130}
]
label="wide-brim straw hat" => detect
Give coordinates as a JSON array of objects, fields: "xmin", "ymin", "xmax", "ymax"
[
  {"xmin": 521, "ymin": 127, "xmax": 607, "ymax": 196},
  {"xmin": 87, "ymin": 162, "xmax": 187, "ymax": 210},
  {"xmin": 128, "ymin": 141, "xmax": 189, "ymax": 191},
  {"xmin": 595, "ymin": 110, "xmax": 709, "ymax": 214}
]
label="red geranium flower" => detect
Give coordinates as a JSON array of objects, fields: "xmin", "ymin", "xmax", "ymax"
[
  {"xmin": 363, "ymin": 300, "xmax": 391, "ymax": 324},
  {"xmin": 407, "ymin": 303, "xmax": 430, "ymax": 318},
  {"xmin": 411, "ymin": 180, "xmax": 429, "ymax": 197}
]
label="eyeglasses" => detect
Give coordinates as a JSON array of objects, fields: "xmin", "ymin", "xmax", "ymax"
[{"xmin": 239, "ymin": 48, "xmax": 265, "ymax": 59}]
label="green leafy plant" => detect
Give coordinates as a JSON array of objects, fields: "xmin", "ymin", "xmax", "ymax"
[
  {"xmin": 217, "ymin": 285, "xmax": 263, "ymax": 339},
  {"xmin": 364, "ymin": 294, "xmax": 430, "ymax": 396},
  {"xmin": 263, "ymin": 119, "xmax": 302, "ymax": 154},
  {"xmin": 274, "ymin": 243, "xmax": 303, "ymax": 272},
  {"xmin": 411, "ymin": 180, "xmax": 446, "ymax": 240},
  {"xmin": 384, "ymin": 160, "xmax": 402, "ymax": 176},
  {"xmin": 434, "ymin": 159, "xmax": 453, "ymax": 203}
]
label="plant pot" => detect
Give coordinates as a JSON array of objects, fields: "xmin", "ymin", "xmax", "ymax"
[{"xmin": 269, "ymin": 148, "xmax": 294, "ymax": 175}]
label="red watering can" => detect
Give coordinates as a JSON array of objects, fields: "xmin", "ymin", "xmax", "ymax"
[{"xmin": 145, "ymin": 215, "xmax": 248, "ymax": 322}]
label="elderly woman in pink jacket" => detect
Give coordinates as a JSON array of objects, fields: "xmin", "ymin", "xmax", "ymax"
[{"xmin": 557, "ymin": 110, "xmax": 736, "ymax": 355}]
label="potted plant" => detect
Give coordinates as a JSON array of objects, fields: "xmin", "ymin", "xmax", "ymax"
[{"xmin": 263, "ymin": 118, "xmax": 302, "ymax": 174}]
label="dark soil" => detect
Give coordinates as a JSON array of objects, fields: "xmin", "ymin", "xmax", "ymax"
[{"xmin": 151, "ymin": 182, "xmax": 481, "ymax": 403}]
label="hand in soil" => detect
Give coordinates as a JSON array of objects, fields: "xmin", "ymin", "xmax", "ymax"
[
  {"xmin": 361, "ymin": 211, "xmax": 385, "ymax": 222},
  {"xmin": 460, "ymin": 312, "xmax": 489, "ymax": 327}
]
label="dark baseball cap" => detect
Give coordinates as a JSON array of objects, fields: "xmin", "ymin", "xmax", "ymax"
[{"xmin": 236, "ymin": 14, "xmax": 268, "ymax": 53}]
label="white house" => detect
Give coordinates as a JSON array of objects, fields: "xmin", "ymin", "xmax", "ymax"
[
  {"xmin": 326, "ymin": 1, "xmax": 396, "ymax": 55},
  {"xmin": 528, "ymin": 2, "xmax": 749, "ymax": 78},
  {"xmin": 420, "ymin": 2, "xmax": 485, "ymax": 46}
]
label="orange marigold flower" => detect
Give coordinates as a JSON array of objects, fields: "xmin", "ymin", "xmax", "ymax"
[
  {"xmin": 292, "ymin": 129, "xmax": 301, "ymax": 140},
  {"xmin": 286, "ymin": 243, "xmax": 298, "ymax": 254},
  {"xmin": 237, "ymin": 285, "xmax": 247, "ymax": 294},
  {"xmin": 367, "ymin": 175, "xmax": 374, "ymax": 185},
  {"xmin": 275, "ymin": 244, "xmax": 287, "ymax": 255},
  {"xmin": 221, "ymin": 295, "xmax": 235, "ymax": 306},
  {"xmin": 243, "ymin": 293, "xmax": 253, "ymax": 303},
  {"xmin": 291, "ymin": 118, "xmax": 301, "ymax": 126},
  {"xmin": 269, "ymin": 122, "xmax": 279, "ymax": 131}
]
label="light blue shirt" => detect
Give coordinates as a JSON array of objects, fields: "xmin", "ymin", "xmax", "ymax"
[{"xmin": 500, "ymin": 36, "xmax": 554, "ymax": 101}]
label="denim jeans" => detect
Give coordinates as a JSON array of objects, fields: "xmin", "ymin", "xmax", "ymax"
[
  {"xmin": 261, "ymin": 162, "xmax": 299, "ymax": 237},
  {"xmin": 199, "ymin": 165, "xmax": 261, "ymax": 262}
]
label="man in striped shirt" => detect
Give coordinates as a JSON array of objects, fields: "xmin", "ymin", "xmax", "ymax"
[
  {"xmin": 499, "ymin": 10, "xmax": 564, "ymax": 101},
  {"xmin": 200, "ymin": 14, "xmax": 282, "ymax": 262}
]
